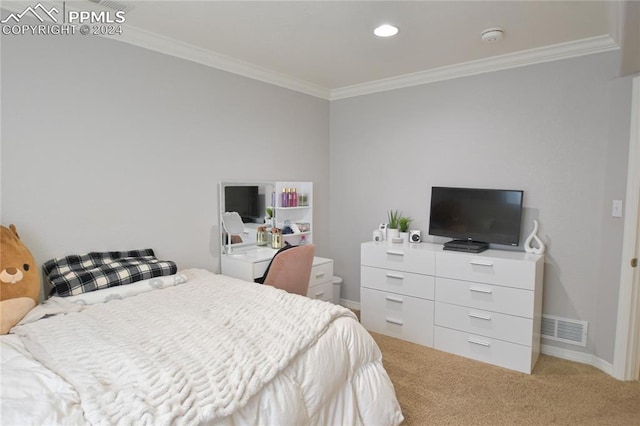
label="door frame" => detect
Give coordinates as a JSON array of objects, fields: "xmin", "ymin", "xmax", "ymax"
[{"xmin": 613, "ymin": 75, "xmax": 640, "ymax": 381}]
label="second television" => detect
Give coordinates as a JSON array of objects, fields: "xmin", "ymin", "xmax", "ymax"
[
  {"xmin": 428, "ymin": 186, "xmax": 524, "ymax": 252},
  {"xmin": 224, "ymin": 185, "xmax": 260, "ymax": 223}
]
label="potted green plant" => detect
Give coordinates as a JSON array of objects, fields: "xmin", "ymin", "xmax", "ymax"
[
  {"xmin": 387, "ymin": 210, "xmax": 401, "ymax": 240},
  {"xmin": 398, "ymin": 215, "xmax": 412, "ymax": 243},
  {"xmin": 265, "ymin": 207, "xmax": 274, "ymax": 228}
]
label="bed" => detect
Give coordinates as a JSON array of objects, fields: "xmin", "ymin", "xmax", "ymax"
[{"xmin": 1, "ymin": 268, "xmax": 404, "ymax": 425}]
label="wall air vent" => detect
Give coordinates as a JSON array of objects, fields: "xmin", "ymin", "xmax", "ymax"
[
  {"xmin": 541, "ymin": 315, "xmax": 588, "ymax": 347},
  {"xmin": 88, "ymin": 0, "xmax": 132, "ymax": 13}
]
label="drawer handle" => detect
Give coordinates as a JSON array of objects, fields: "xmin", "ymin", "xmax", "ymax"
[
  {"xmin": 468, "ymin": 312, "xmax": 492, "ymax": 321},
  {"xmin": 470, "ymin": 287, "xmax": 493, "ymax": 294},
  {"xmin": 315, "ymin": 291, "xmax": 325, "ymax": 298},
  {"xmin": 468, "ymin": 338, "xmax": 490, "ymax": 347},
  {"xmin": 315, "ymin": 272, "xmax": 325, "ymax": 279},
  {"xmin": 386, "ymin": 273, "xmax": 404, "ymax": 280},
  {"xmin": 385, "ymin": 318, "xmax": 404, "ymax": 326},
  {"xmin": 386, "ymin": 250, "xmax": 404, "ymax": 256},
  {"xmin": 385, "ymin": 295, "xmax": 404, "ymax": 304},
  {"xmin": 470, "ymin": 260, "xmax": 494, "ymax": 267}
]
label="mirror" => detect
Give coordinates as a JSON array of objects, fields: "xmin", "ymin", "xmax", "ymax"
[
  {"xmin": 219, "ymin": 181, "xmax": 275, "ymax": 250},
  {"xmin": 221, "ymin": 212, "xmax": 245, "ymax": 253}
]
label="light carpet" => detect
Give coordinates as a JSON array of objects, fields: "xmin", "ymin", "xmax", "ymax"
[{"xmin": 371, "ymin": 332, "xmax": 640, "ymax": 426}]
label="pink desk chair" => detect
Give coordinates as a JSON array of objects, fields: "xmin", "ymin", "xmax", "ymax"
[{"xmin": 262, "ymin": 244, "xmax": 315, "ymax": 296}]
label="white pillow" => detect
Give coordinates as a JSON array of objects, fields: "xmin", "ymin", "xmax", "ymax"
[{"xmin": 62, "ymin": 273, "xmax": 188, "ymax": 305}]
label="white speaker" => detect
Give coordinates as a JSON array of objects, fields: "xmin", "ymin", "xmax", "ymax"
[
  {"xmin": 378, "ymin": 223, "xmax": 388, "ymax": 240},
  {"xmin": 373, "ymin": 230, "xmax": 384, "ymax": 242},
  {"xmin": 409, "ymin": 230, "xmax": 421, "ymax": 243}
]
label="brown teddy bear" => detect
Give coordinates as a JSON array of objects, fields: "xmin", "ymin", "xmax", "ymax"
[{"xmin": 0, "ymin": 224, "xmax": 40, "ymax": 334}]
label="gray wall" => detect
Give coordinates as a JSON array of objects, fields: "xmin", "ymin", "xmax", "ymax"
[
  {"xmin": 329, "ymin": 52, "xmax": 631, "ymax": 363},
  {"xmin": 1, "ymin": 33, "xmax": 330, "ymax": 277},
  {"xmin": 1, "ymin": 29, "xmax": 632, "ymax": 364}
]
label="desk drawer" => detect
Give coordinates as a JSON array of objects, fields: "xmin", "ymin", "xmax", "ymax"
[
  {"xmin": 361, "ymin": 287, "xmax": 434, "ymax": 347},
  {"xmin": 361, "ymin": 266, "xmax": 434, "ymax": 300},
  {"xmin": 362, "ymin": 243, "xmax": 435, "ymax": 275},
  {"xmin": 435, "ymin": 302, "xmax": 533, "ymax": 346},
  {"xmin": 309, "ymin": 260, "xmax": 333, "ymax": 287},
  {"xmin": 307, "ymin": 281, "xmax": 333, "ymax": 302},
  {"xmin": 434, "ymin": 326, "xmax": 534, "ymax": 374},
  {"xmin": 436, "ymin": 252, "xmax": 536, "ymax": 290},
  {"xmin": 436, "ymin": 277, "xmax": 534, "ymax": 318},
  {"xmin": 253, "ymin": 260, "xmax": 270, "ymax": 280}
]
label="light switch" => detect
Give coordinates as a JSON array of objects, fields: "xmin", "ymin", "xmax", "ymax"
[{"xmin": 612, "ymin": 200, "xmax": 623, "ymax": 218}]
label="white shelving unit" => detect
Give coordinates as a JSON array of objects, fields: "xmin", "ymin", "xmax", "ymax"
[
  {"xmin": 218, "ymin": 181, "xmax": 313, "ymax": 249},
  {"xmin": 272, "ymin": 181, "xmax": 313, "ymax": 246},
  {"xmin": 219, "ymin": 180, "xmax": 333, "ymax": 303}
]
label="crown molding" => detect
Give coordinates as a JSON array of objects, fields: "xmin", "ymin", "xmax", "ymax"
[
  {"xmin": 330, "ymin": 35, "xmax": 619, "ymax": 100},
  {"xmin": 106, "ymin": 25, "xmax": 331, "ymax": 100},
  {"xmin": 0, "ymin": 0, "xmax": 330, "ymax": 98},
  {"xmin": 109, "ymin": 31, "xmax": 618, "ymax": 102},
  {"xmin": 1, "ymin": 0, "xmax": 619, "ymax": 101}
]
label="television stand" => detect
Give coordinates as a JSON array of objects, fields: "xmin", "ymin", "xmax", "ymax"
[{"xmin": 443, "ymin": 240, "xmax": 489, "ymax": 253}]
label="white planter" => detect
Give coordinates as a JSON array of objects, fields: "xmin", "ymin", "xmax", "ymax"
[
  {"xmin": 387, "ymin": 228, "xmax": 400, "ymax": 242},
  {"xmin": 399, "ymin": 232, "xmax": 409, "ymax": 244}
]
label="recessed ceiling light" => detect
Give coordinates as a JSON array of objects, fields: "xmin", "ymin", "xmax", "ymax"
[
  {"xmin": 481, "ymin": 28, "xmax": 504, "ymax": 43},
  {"xmin": 374, "ymin": 24, "xmax": 399, "ymax": 38}
]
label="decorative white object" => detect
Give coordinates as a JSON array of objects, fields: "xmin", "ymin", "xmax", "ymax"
[
  {"xmin": 387, "ymin": 228, "xmax": 399, "ymax": 241},
  {"xmin": 524, "ymin": 220, "xmax": 546, "ymax": 254}
]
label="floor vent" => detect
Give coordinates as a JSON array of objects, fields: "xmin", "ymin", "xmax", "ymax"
[{"xmin": 541, "ymin": 315, "xmax": 588, "ymax": 347}]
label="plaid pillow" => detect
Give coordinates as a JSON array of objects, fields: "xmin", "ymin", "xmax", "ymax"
[{"xmin": 44, "ymin": 249, "xmax": 177, "ymax": 297}]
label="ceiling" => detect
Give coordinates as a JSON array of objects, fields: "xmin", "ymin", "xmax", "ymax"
[{"xmin": 2, "ymin": 1, "xmax": 625, "ymax": 99}]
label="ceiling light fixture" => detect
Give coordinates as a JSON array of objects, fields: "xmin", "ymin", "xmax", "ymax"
[
  {"xmin": 374, "ymin": 24, "xmax": 399, "ymax": 38},
  {"xmin": 481, "ymin": 28, "xmax": 504, "ymax": 43}
]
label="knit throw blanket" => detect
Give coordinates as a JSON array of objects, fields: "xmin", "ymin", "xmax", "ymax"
[{"xmin": 14, "ymin": 269, "xmax": 354, "ymax": 425}]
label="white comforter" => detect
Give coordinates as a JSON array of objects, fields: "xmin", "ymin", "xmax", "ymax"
[{"xmin": 1, "ymin": 269, "xmax": 403, "ymax": 425}]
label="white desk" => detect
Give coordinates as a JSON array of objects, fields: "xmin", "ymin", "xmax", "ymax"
[{"xmin": 221, "ymin": 247, "xmax": 334, "ymax": 302}]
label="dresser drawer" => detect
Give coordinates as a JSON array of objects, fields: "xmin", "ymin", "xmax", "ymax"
[
  {"xmin": 436, "ymin": 251, "xmax": 538, "ymax": 290},
  {"xmin": 361, "ymin": 243, "xmax": 435, "ymax": 275},
  {"xmin": 361, "ymin": 266, "xmax": 434, "ymax": 300},
  {"xmin": 309, "ymin": 259, "xmax": 333, "ymax": 287},
  {"xmin": 307, "ymin": 281, "xmax": 333, "ymax": 302},
  {"xmin": 434, "ymin": 326, "xmax": 535, "ymax": 374},
  {"xmin": 361, "ymin": 287, "xmax": 434, "ymax": 347},
  {"xmin": 435, "ymin": 302, "xmax": 533, "ymax": 346},
  {"xmin": 436, "ymin": 277, "xmax": 534, "ymax": 318}
]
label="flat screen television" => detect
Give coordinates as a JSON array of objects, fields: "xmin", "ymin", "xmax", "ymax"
[
  {"xmin": 224, "ymin": 186, "xmax": 259, "ymax": 223},
  {"xmin": 429, "ymin": 186, "xmax": 524, "ymax": 252}
]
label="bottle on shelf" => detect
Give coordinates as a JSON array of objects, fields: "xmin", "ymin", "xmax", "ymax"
[
  {"xmin": 292, "ymin": 188, "xmax": 298, "ymax": 207},
  {"xmin": 281, "ymin": 188, "xmax": 288, "ymax": 207}
]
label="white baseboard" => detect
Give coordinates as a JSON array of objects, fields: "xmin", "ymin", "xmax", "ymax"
[
  {"xmin": 347, "ymin": 301, "xmax": 616, "ymax": 378},
  {"xmin": 541, "ymin": 344, "xmax": 614, "ymax": 377}
]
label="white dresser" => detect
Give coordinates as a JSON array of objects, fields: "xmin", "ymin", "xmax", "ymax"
[
  {"xmin": 360, "ymin": 242, "xmax": 439, "ymax": 346},
  {"xmin": 360, "ymin": 241, "xmax": 544, "ymax": 374}
]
